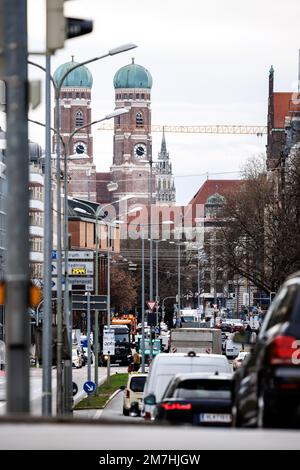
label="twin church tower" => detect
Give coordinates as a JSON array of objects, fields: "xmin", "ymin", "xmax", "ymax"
[{"xmin": 53, "ymin": 58, "xmax": 176, "ymax": 206}]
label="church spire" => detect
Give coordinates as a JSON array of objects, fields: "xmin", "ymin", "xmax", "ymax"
[
  {"xmin": 159, "ymin": 127, "xmax": 168, "ymax": 160},
  {"xmin": 161, "ymin": 127, "xmax": 167, "ymax": 154}
]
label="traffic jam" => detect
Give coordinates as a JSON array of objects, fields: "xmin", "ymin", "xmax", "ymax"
[{"xmin": 121, "ymin": 275, "xmax": 300, "ymax": 429}]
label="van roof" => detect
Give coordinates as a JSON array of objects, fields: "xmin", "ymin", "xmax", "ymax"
[
  {"xmin": 172, "ymin": 372, "xmax": 233, "ymax": 381},
  {"xmin": 153, "ymin": 353, "xmax": 227, "ymax": 362}
]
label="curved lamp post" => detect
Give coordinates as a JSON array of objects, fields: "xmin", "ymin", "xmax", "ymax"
[{"xmin": 28, "ymin": 42, "xmax": 137, "ymax": 416}]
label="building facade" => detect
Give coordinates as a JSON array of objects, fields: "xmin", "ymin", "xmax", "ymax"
[
  {"xmin": 109, "ymin": 59, "xmax": 155, "ymax": 207},
  {"xmin": 53, "ymin": 58, "xmax": 97, "ymax": 202}
]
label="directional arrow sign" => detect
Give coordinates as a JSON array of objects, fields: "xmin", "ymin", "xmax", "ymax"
[
  {"xmin": 146, "ymin": 301, "xmax": 156, "ymax": 311},
  {"xmin": 72, "ymin": 382, "xmax": 78, "ymax": 396},
  {"xmin": 83, "ymin": 381, "xmax": 96, "ymax": 394}
]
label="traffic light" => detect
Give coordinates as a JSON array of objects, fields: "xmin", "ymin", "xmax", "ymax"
[{"xmin": 46, "ymin": 0, "xmax": 93, "ymax": 54}]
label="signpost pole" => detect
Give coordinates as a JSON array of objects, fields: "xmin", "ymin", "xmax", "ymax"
[
  {"xmin": 107, "ymin": 224, "xmax": 111, "ymax": 386},
  {"xmin": 86, "ymin": 292, "xmax": 91, "ymax": 382}
]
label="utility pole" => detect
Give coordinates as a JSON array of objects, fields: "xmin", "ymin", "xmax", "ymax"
[
  {"xmin": 141, "ymin": 235, "xmax": 145, "ymax": 373},
  {"xmin": 5, "ymin": 0, "xmax": 30, "ymax": 413},
  {"xmin": 42, "ymin": 53, "xmax": 53, "ymax": 416}
]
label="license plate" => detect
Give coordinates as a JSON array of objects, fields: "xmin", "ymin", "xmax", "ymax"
[{"xmin": 199, "ymin": 413, "xmax": 232, "ymax": 423}]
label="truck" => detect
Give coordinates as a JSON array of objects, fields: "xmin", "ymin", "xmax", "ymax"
[
  {"xmin": 111, "ymin": 314, "xmax": 137, "ymax": 336},
  {"xmin": 170, "ymin": 328, "xmax": 222, "ymax": 354},
  {"xmin": 180, "ymin": 309, "xmax": 202, "ymax": 326},
  {"xmin": 99, "ymin": 324, "xmax": 131, "ymax": 366},
  {"xmin": 136, "ymin": 337, "xmax": 162, "ymax": 364}
]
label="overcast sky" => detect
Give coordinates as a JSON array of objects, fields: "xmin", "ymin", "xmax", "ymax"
[{"xmin": 24, "ymin": 0, "xmax": 300, "ymax": 205}]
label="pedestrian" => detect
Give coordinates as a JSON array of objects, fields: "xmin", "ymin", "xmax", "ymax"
[{"xmin": 132, "ymin": 348, "xmax": 141, "ymax": 372}]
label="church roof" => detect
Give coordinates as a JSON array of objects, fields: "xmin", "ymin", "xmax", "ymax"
[
  {"xmin": 53, "ymin": 59, "xmax": 93, "ymax": 88},
  {"xmin": 113, "ymin": 59, "xmax": 152, "ymax": 89}
]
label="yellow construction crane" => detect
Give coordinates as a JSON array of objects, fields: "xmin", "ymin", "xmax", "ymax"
[{"xmin": 97, "ymin": 123, "xmax": 267, "ymax": 135}]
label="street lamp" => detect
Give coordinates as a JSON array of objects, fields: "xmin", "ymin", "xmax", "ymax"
[
  {"xmin": 72, "ymin": 196, "xmax": 137, "ymax": 389},
  {"xmin": 153, "ymin": 239, "xmax": 166, "ymax": 327},
  {"xmin": 62, "ymin": 108, "xmax": 129, "ymax": 409},
  {"xmin": 129, "ymin": 220, "xmax": 173, "ymax": 370},
  {"xmin": 28, "ymin": 44, "xmax": 137, "ymax": 415},
  {"xmin": 169, "ymin": 240, "xmax": 188, "ymax": 325}
]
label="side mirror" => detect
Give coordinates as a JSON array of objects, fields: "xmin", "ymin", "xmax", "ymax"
[
  {"xmin": 144, "ymin": 393, "xmax": 156, "ymax": 405},
  {"xmin": 119, "ymin": 385, "xmax": 126, "ymax": 391}
]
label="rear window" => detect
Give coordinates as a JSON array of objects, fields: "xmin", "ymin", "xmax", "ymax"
[
  {"xmin": 155, "ymin": 360, "xmax": 231, "ymax": 400},
  {"xmin": 173, "ymin": 379, "xmax": 232, "ymax": 400},
  {"xmin": 129, "ymin": 376, "xmax": 146, "ymax": 392}
]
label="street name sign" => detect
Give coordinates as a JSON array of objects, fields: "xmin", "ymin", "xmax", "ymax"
[
  {"xmin": 71, "ymin": 294, "xmax": 107, "ymax": 311},
  {"xmin": 51, "ymin": 261, "xmax": 94, "ymax": 276}
]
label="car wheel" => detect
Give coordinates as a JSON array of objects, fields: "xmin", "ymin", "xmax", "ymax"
[{"xmin": 123, "ymin": 407, "xmax": 129, "ymax": 416}]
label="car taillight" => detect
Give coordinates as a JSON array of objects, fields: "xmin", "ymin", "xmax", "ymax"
[
  {"xmin": 125, "ymin": 389, "xmax": 130, "ymax": 399},
  {"xmin": 161, "ymin": 402, "xmax": 192, "ymax": 411},
  {"xmin": 144, "ymin": 411, "xmax": 151, "ymax": 420},
  {"xmin": 268, "ymin": 335, "xmax": 297, "ymax": 365}
]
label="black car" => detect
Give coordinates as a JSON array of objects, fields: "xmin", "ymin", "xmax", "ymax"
[
  {"xmin": 233, "ymin": 272, "xmax": 300, "ymax": 428},
  {"xmin": 154, "ymin": 372, "xmax": 233, "ymax": 426}
]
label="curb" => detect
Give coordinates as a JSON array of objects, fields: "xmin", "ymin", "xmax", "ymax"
[
  {"xmin": 73, "ymin": 371, "xmax": 121, "ymax": 409},
  {"xmin": 102, "ymin": 388, "xmax": 122, "ymax": 410}
]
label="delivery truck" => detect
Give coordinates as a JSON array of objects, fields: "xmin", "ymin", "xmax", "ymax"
[{"xmin": 170, "ymin": 327, "xmax": 222, "ymax": 354}]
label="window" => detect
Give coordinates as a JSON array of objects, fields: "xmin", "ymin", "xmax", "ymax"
[
  {"xmin": 29, "ymin": 186, "xmax": 43, "ymax": 202},
  {"xmin": 29, "ymin": 237, "xmax": 43, "ymax": 253},
  {"xmin": 129, "ymin": 93, "xmax": 133, "ymax": 99},
  {"xmin": 29, "ymin": 211, "xmax": 43, "ymax": 227},
  {"xmin": 130, "ymin": 376, "xmax": 146, "ymax": 392},
  {"xmin": 76, "ymin": 110, "xmax": 84, "ymax": 127},
  {"xmin": 136, "ymin": 93, "xmax": 140, "ymax": 99},
  {"xmin": 141, "ymin": 93, "xmax": 145, "ymax": 99},
  {"xmin": 173, "ymin": 379, "xmax": 232, "ymax": 400},
  {"xmin": 31, "ymin": 263, "xmax": 43, "ymax": 279},
  {"xmin": 264, "ymin": 284, "xmax": 299, "ymax": 330},
  {"xmin": 136, "ymin": 112, "xmax": 143, "ymax": 127}
]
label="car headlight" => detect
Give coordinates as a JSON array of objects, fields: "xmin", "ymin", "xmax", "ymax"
[{"xmin": 104, "ymin": 355, "xmax": 108, "ymax": 360}]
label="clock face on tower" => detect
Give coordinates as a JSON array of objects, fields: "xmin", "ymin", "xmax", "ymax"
[
  {"xmin": 74, "ymin": 141, "xmax": 87, "ymax": 154},
  {"xmin": 134, "ymin": 143, "xmax": 147, "ymax": 159}
]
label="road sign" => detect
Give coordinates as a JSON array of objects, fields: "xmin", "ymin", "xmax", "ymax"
[
  {"xmin": 71, "ymin": 294, "xmax": 107, "ymax": 311},
  {"xmin": 51, "ymin": 261, "xmax": 94, "ymax": 276},
  {"xmin": 67, "ymin": 250, "xmax": 94, "ymax": 260},
  {"xmin": 51, "ymin": 250, "xmax": 57, "ymax": 260},
  {"xmin": 51, "ymin": 276, "xmax": 66, "ymax": 291},
  {"xmin": 103, "ymin": 329, "xmax": 115, "ymax": 355},
  {"xmin": 83, "ymin": 381, "xmax": 96, "ymax": 394},
  {"xmin": 72, "ymin": 382, "xmax": 78, "ymax": 396},
  {"xmin": 147, "ymin": 301, "xmax": 156, "ymax": 311}
]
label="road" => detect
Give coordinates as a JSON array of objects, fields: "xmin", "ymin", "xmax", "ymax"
[
  {"xmin": 97, "ymin": 389, "xmax": 143, "ymax": 423},
  {"xmin": 0, "ymin": 364, "xmax": 126, "ymax": 416},
  {"xmin": 0, "ymin": 420, "xmax": 299, "ymax": 449}
]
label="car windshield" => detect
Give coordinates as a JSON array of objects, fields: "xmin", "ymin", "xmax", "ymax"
[
  {"xmin": 130, "ymin": 376, "xmax": 147, "ymax": 392},
  {"xmin": 181, "ymin": 316, "xmax": 195, "ymax": 322},
  {"xmin": 172, "ymin": 379, "xmax": 232, "ymax": 400},
  {"xmin": 115, "ymin": 333, "xmax": 129, "ymax": 344}
]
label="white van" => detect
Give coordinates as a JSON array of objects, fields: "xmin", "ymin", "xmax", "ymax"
[
  {"xmin": 225, "ymin": 338, "xmax": 241, "ymax": 358},
  {"xmin": 142, "ymin": 351, "xmax": 231, "ymax": 420}
]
